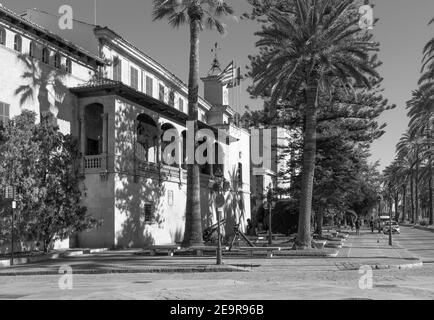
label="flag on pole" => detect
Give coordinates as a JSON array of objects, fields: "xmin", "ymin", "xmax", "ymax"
[
  {"xmin": 227, "ymin": 66, "xmax": 242, "ymax": 88},
  {"xmin": 218, "ymin": 61, "xmax": 234, "ymax": 85}
]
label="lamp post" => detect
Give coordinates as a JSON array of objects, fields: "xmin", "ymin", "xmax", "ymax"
[
  {"xmin": 210, "ymin": 167, "xmax": 230, "ymax": 265},
  {"xmin": 4, "ymin": 186, "xmax": 15, "ymax": 266},
  {"xmin": 266, "ymin": 188, "xmax": 275, "ymax": 246}
]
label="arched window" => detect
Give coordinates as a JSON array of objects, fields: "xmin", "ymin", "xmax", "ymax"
[
  {"xmin": 29, "ymin": 41, "xmax": 36, "ymax": 57},
  {"xmin": 54, "ymin": 53, "xmax": 61, "ymax": 69},
  {"xmin": 65, "ymin": 58, "xmax": 72, "ymax": 74},
  {"xmin": 42, "ymin": 47, "xmax": 50, "ymax": 64},
  {"xmin": 161, "ymin": 123, "xmax": 178, "ymax": 167},
  {"xmin": 0, "ymin": 28, "xmax": 6, "ymax": 45},
  {"xmin": 238, "ymin": 162, "xmax": 243, "ymax": 186},
  {"xmin": 136, "ymin": 114, "xmax": 158, "ymax": 163},
  {"xmin": 14, "ymin": 34, "xmax": 22, "ymax": 52}
]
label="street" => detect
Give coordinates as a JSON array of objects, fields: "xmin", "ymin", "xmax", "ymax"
[{"xmin": 0, "ymin": 226, "xmax": 433, "ymax": 300}]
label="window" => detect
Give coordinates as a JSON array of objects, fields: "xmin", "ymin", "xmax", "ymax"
[
  {"xmin": 0, "ymin": 28, "xmax": 5, "ymax": 45},
  {"xmin": 144, "ymin": 203, "xmax": 155, "ymax": 223},
  {"xmin": 42, "ymin": 47, "xmax": 50, "ymax": 64},
  {"xmin": 159, "ymin": 84, "xmax": 165, "ymax": 102},
  {"xmin": 0, "ymin": 102, "xmax": 10, "ymax": 125},
  {"xmin": 113, "ymin": 56, "xmax": 122, "ymax": 81},
  {"xmin": 65, "ymin": 58, "xmax": 72, "ymax": 74},
  {"xmin": 54, "ymin": 53, "xmax": 61, "ymax": 69},
  {"xmin": 179, "ymin": 98, "xmax": 184, "ymax": 112},
  {"xmin": 29, "ymin": 41, "xmax": 36, "ymax": 58},
  {"xmin": 130, "ymin": 67, "xmax": 138, "ymax": 90},
  {"xmin": 14, "ymin": 34, "xmax": 22, "ymax": 52},
  {"xmin": 168, "ymin": 90, "xmax": 175, "ymax": 107},
  {"xmin": 146, "ymin": 76, "xmax": 153, "ymax": 96}
]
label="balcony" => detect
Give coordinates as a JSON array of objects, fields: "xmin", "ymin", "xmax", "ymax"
[{"xmin": 83, "ymin": 154, "xmax": 106, "ymax": 173}]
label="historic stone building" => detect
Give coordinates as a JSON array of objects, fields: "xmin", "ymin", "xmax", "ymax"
[{"xmin": 0, "ymin": 3, "xmax": 250, "ymax": 249}]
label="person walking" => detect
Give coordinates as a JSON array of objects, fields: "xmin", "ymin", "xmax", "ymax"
[
  {"xmin": 355, "ymin": 219, "xmax": 360, "ymax": 236},
  {"xmin": 370, "ymin": 218, "xmax": 374, "ymax": 233}
]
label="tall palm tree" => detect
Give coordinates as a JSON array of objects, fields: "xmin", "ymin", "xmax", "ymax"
[
  {"xmin": 152, "ymin": 0, "xmax": 233, "ymax": 246},
  {"xmin": 249, "ymin": 0, "xmax": 380, "ymax": 248},
  {"xmin": 417, "ymin": 17, "xmax": 434, "ymax": 224},
  {"xmin": 396, "ymin": 131, "xmax": 424, "ymax": 223}
]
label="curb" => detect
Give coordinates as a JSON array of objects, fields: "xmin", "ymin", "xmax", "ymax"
[
  {"xmin": 0, "ymin": 265, "xmax": 250, "ymax": 276},
  {"xmin": 0, "ymin": 253, "xmax": 61, "ymax": 268},
  {"xmin": 61, "ymin": 248, "xmax": 109, "ymax": 257},
  {"xmin": 336, "ymin": 259, "xmax": 423, "ymax": 271},
  {"xmin": 0, "ymin": 248, "xmax": 109, "ymax": 268},
  {"xmin": 401, "ymin": 224, "xmax": 434, "ymax": 233}
]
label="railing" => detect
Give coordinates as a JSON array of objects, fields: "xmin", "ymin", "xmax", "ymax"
[{"xmin": 84, "ymin": 155, "xmax": 103, "ymax": 169}]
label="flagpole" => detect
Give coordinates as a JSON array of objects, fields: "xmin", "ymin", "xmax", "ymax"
[{"xmin": 94, "ymin": 0, "xmax": 97, "ymax": 25}]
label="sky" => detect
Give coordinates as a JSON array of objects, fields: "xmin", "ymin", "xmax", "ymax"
[{"xmin": 2, "ymin": 0, "xmax": 434, "ymax": 171}]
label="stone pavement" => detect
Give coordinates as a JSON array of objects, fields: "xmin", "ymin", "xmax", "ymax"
[
  {"xmin": 335, "ymin": 229, "xmax": 421, "ymax": 270},
  {"xmin": 0, "ymin": 228, "xmax": 422, "ymax": 276}
]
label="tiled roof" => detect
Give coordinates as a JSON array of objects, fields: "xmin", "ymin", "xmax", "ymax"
[
  {"xmin": 0, "ymin": 3, "xmax": 105, "ymax": 65},
  {"xmin": 75, "ymin": 78, "xmax": 123, "ymax": 88}
]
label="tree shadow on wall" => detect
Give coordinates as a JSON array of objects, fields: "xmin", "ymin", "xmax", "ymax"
[
  {"xmin": 13, "ymin": 53, "xmax": 70, "ymax": 121},
  {"xmin": 114, "ymin": 102, "xmax": 182, "ymax": 248}
]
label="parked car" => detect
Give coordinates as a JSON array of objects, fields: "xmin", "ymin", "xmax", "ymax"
[
  {"xmin": 376, "ymin": 215, "xmax": 391, "ymax": 231},
  {"xmin": 383, "ymin": 221, "xmax": 400, "ymax": 234}
]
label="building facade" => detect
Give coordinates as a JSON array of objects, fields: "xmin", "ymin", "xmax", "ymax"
[{"xmin": 0, "ymin": 3, "xmax": 250, "ymax": 249}]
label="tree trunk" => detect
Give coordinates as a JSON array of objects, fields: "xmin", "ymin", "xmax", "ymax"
[
  {"xmin": 296, "ymin": 84, "xmax": 318, "ymax": 249},
  {"xmin": 182, "ymin": 20, "xmax": 203, "ymax": 247},
  {"xmin": 401, "ymin": 185, "xmax": 406, "ymax": 223},
  {"xmin": 429, "ymin": 159, "xmax": 433, "ymax": 225},
  {"xmin": 410, "ymin": 174, "xmax": 415, "ymax": 223},
  {"xmin": 415, "ymin": 153, "xmax": 420, "ymax": 223},
  {"xmin": 394, "ymin": 192, "xmax": 399, "ymax": 222}
]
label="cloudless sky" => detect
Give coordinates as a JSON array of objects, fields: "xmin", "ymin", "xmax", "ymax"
[{"xmin": 2, "ymin": 0, "xmax": 434, "ymax": 171}]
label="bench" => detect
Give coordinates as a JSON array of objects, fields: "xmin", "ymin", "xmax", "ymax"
[
  {"xmin": 237, "ymin": 246, "xmax": 282, "ymax": 258},
  {"xmin": 190, "ymin": 246, "xmax": 230, "ymax": 257},
  {"xmin": 147, "ymin": 245, "xmax": 181, "ymax": 256}
]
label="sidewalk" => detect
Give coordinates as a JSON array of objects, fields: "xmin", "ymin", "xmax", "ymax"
[
  {"xmin": 336, "ymin": 229, "xmax": 422, "ymax": 270},
  {"xmin": 0, "ymin": 229, "xmax": 423, "ymax": 276}
]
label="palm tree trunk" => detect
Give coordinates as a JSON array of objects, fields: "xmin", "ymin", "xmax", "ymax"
[
  {"xmin": 410, "ymin": 174, "xmax": 415, "ymax": 223},
  {"xmin": 401, "ymin": 184, "xmax": 406, "ymax": 223},
  {"xmin": 415, "ymin": 154, "xmax": 420, "ymax": 223},
  {"xmin": 182, "ymin": 20, "xmax": 203, "ymax": 247},
  {"xmin": 394, "ymin": 191, "xmax": 399, "ymax": 221},
  {"xmin": 429, "ymin": 159, "xmax": 433, "ymax": 225},
  {"xmin": 296, "ymin": 84, "xmax": 318, "ymax": 249}
]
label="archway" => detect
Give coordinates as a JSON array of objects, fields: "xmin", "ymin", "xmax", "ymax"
[{"xmin": 136, "ymin": 113, "xmax": 158, "ymax": 163}]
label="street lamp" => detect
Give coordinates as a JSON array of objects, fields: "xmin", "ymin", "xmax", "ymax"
[
  {"xmin": 266, "ymin": 187, "xmax": 275, "ymax": 245},
  {"xmin": 209, "ymin": 167, "xmax": 230, "ymax": 265},
  {"xmin": 4, "ymin": 186, "xmax": 16, "ymax": 266}
]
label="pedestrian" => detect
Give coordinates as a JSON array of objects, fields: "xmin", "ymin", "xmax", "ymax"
[
  {"xmin": 246, "ymin": 219, "xmax": 256, "ymax": 236},
  {"xmin": 370, "ymin": 218, "xmax": 374, "ymax": 233},
  {"xmin": 355, "ymin": 219, "xmax": 360, "ymax": 236}
]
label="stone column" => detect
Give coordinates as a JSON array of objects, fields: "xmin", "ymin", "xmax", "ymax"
[
  {"xmin": 101, "ymin": 113, "xmax": 109, "ymax": 172},
  {"xmin": 80, "ymin": 113, "xmax": 86, "ymax": 156},
  {"xmin": 101, "ymin": 113, "xmax": 108, "ymax": 154}
]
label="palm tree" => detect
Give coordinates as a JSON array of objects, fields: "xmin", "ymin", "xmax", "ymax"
[
  {"xmin": 416, "ymin": 18, "xmax": 434, "ymax": 224},
  {"xmin": 249, "ymin": 0, "xmax": 380, "ymax": 248},
  {"xmin": 396, "ymin": 131, "xmax": 424, "ymax": 223},
  {"xmin": 152, "ymin": 0, "xmax": 233, "ymax": 246}
]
